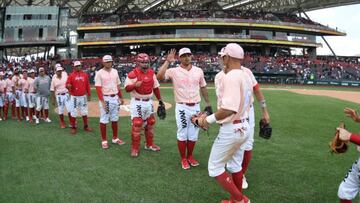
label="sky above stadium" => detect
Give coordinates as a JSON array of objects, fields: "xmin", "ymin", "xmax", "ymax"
[{"xmin": 307, "ymin": 4, "xmax": 360, "ymax": 56}]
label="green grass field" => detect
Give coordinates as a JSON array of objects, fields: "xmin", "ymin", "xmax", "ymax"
[{"xmin": 1, "ymin": 86, "xmax": 359, "ymax": 203}]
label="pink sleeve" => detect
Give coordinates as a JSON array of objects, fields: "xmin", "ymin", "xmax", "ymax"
[
  {"xmin": 220, "ymin": 73, "xmax": 240, "ymax": 112},
  {"xmin": 50, "ymin": 78, "xmax": 55, "ymax": 91},
  {"xmin": 153, "ymin": 75, "xmax": 160, "ymax": 88},
  {"xmin": 199, "ymin": 70, "xmax": 207, "ymax": 87},
  {"xmin": 164, "ymin": 69, "xmax": 173, "ymax": 80},
  {"xmin": 94, "ymin": 71, "xmax": 101, "ymax": 87}
]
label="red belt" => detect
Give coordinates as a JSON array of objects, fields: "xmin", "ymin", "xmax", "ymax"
[
  {"xmin": 135, "ymin": 98, "xmax": 150, "ymax": 101},
  {"xmin": 104, "ymin": 94, "xmax": 116, "ymax": 97},
  {"xmin": 178, "ymin": 102, "xmax": 198, "ymax": 106}
]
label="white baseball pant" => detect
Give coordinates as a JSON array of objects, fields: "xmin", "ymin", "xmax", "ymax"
[
  {"xmin": 21, "ymin": 92, "xmax": 28, "ymax": 108},
  {"xmin": 99, "ymin": 95, "xmax": 120, "ymax": 124},
  {"xmin": 27, "ymin": 93, "xmax": 36, "ymax": 108},
  {"xmin": 130, "ymin": 98, "xmax": 153, "ymax": 121},
  {"xmin": 208, "ymin": 121, "xmax": 250, "ymax": 177},
  {"xmin": 175, "ymin": 103, "xmax": 200, "ymax": 141},
  {"xmin": 6, "ymin": 92, "xmax": 14, "ymax": 103},
  {"xmin": 36, "ymin": 96, "xmax": 49, "ymax": 111},
  {"xmin": 0, "ymin": 93, "xmax": 5, "ymax": 107},
  {"xmin": 70, "ymin": 95, "xmax": 88, "ymax": 117},
  {"xmin": 56, "ymin": 93, "xmax": 71, "ymax": 115},
  {"xmin": 15, "ymin": 90, "xmax": 22, "ymax": 107},
  {"xmin": 338, "ymin": 158, "xmax": 360, "ymax": 200}
]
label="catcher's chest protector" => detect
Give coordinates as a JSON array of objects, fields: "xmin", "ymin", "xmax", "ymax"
[{"xmin": 134, "ymin": 68, "xmax": 154, "ymax": 95}]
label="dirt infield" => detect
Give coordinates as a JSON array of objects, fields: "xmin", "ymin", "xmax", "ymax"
[
  {"xmin": 54, "ymin": 99, "xmax": 173, "ymax": 117},
  {"xmin": 266, "ymin": 88, "xmax": 360, "ymax": 104}
]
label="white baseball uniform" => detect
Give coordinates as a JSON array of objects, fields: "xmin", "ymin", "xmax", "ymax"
[
  {"xmin": 18, "ymin": 77, "xmax": 29, "ymax": 108},
  {"xmin": 0, "ymin": 79, "xmax": 6, "ymax": 107},
  {"xmin": 338, "ymin": 158, "xmax": 360, "ymax": 200},
  {"xmin": 5, "ymin": 78, "xmax": 14, "ymax": 103},
  {"xmin": 208, "ymin": 69, "xmax": 252, "ymax": 177},
  {"xmin": 50, "ymin": 74, "xmax": 71, "ymax": 115},
  {"xmin": 95, "ymin": 68, "xmax": 121, "ymax": 124},
  {"xmin": 12, "ymin": 75, "xmax": 22, "ymax": 107},
  {"xmin": 164, "ymin": 65, "xmax": 207, "ymax": 141},
  {"xmin": 27, "ymin": 77, "xmax": 36, "ymax": 108}
]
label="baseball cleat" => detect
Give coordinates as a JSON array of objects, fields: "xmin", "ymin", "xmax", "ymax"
[
  {"xmin": 35, "ymin": 118, "xmax": 39, "ymax": 124},
  {"xmin": 144, "ymin": 144, "xmax": 160, "ymax": 151},
  {"xmin": 181, "ymin": 158, "xmax": 190, "ymax": 170},
  {"xmin": 242, "ymin": 175, "xmax": 248, "ymax": 189},
  {"xmin": 221, "ymin": 196, "xmax": 250, "ymax": 203},
  {"xmin": 44, "ymin": 118, "xmax": 52, "ymax": 123},
  {"xmin": 0, "ymin": 118, "xmax": 2, "ymax": 121},
  {"xmin": 131, "ymin": 149, "xmax": 139, "ymax": 157},
  {"xmin": 187, "ymin": 156, "xmax": 199, "ymax": 167},
  {"xmin": 26, "ymin": 116, "xmax": 29, "ymax": 121},
  {"xmin": 32, "ymin": 115, "xmax": 37, "ymax": 120},
  {"xmin": 102, "ymin": 141, "xmax": 109, "ymax": 149},
  {"xmin": 60, "ymin": 123, "xmax": 66, "ymax": 129},
  {"xmin": 112, "ymin": 138, "xmax": 125, "ymax": 145},
  {"xmin": 84, "ymin": 127, "xmax": 93, "ymax": 132}
]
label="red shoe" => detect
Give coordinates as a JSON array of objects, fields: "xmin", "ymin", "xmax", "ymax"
[
  {"xmin": 181, "ymin": 158, "xmax": 190, "ymax": 170},
  {"xmin": 70, "ymin": 128, "xmax": 77, "ymax": 135},
  {"xmin": 221, "ymin": 196, "xmax": 250, "ymax": 203},
  {"xmin": 187, "ymin": 156, "xmax": 199, "ymax": 167},
  {"xmin": 112, "ymin": 138, "xmax": 125, "ymax": 145},
  {"xmin": 60, "ymin": 122, "xmax": 66, "ymax": 129},
  {"xmin": 131, "ymin": 148, "xmax": 139, "ymax": 157},
  {"xmin": 102, "ymin": 141, "xmax": 109, "ymax": 149},
  {"xmin": 144, "ymin": 144, "xmax": 161, "ymax": 151},
  {"xmin": 84, "ymin": 127, "xmax": 93, "ymax": 132}
]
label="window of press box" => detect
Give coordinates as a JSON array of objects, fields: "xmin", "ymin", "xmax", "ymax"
[
  {"xmin": 24, "ymin": 14, "xmax": 32, "ymax": 20},
  {"xmin": 39, "ymin": 28, "xmax": 43, "ymax": 38},
  {"xmin": 18, "ymin": 29, "xmax": 23, "ymax": 39},
  {"xmin": 48, "ymin": 14, "xmax": 52, "ymax": 20},
  {"xmin": 6, "ymin": 15, "xmax": 11, "ymax": 20}
]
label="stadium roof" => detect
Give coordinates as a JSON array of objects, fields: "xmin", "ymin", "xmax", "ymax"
[{"xmin": 1, "ymin": 0, "xmax": 360, "ymax": 17}]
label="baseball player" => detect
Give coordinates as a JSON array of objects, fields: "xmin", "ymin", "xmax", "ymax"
[
  {"xmin": 218, "ymin": 47, "xmax": 271, "ymax": 190},
  {"xmin": 0, "ymin": 72, "xmax": 6, "ymax": 121},
  {"xmin": 26, "ymin": 69, "xmax": 37, "ymax": 123},
  {"xmin": 12, "ymin": 68, "xmax": 23, "ymax": 121},
  {"xmin": 4, "ymin": 71, "xmax": 15, "ymax": 120},
  {"xmin": 194, "ymin": 43, "xmax": 251, "ymax": 203},
  {"xmin": 157, "ymin": 47, "xmax": 212, "ymax": 169},
  {"xmin": 66, "ymin": 61, "xmax": 92, "ymax": 134},
  {"xmin": 124, "ymin": 53, "xmax": 163, "ymax": 157},
  {"xmin": 337, "ymin": 107, "xmax": 360, "ymax": 203},
  {"xmin": 95, "ymin": 55, "xmax": 126, "ymax": 149},
  {"xmin": 18, "ymin": 71, "xmax": 30, "ymax": 121},
  {"xmin": 34, "ymin": 67, "xmax": 51, "ymax": 124},
  {"xmin": 50, "ymin": 65, "xmax": 71, "ymax": 129}
]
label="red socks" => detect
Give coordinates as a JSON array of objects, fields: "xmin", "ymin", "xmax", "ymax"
[
  {"xmin": 177, "ymin": 140, "xmax": 187, "ymax": 159},
  {"xmin": 44, "ymin": 109, "xmax": 49, "ymax": 119},
  {"xmin": 59, "ymin": 114, "xmax": 65, "ymax": 123},
  {"xmin": 242, "ymin": 150, "xmax": 252, "ymax": 174},
  {"xmin": 340, "ymin": 200, "xmax": 352, "ymax": 203},
  {"xmin": 186, "ymin": 140, "xmax": 196, "ymax": 158},
  {"xmin": 82, "ymin": 116, "xmax": 88, "ymax": 128},
  {"xmin": 232, "ymin": 170, "xmax": 244, "ymax": 193},
  {"xmin": 112, "ymin": 121, "xmax": 118, "ymax": 139},
  {"xmin": 215, "ymin": 172, "xmax": 243, "ymax": 202},
  {"xmin": 16, "ymin": 107, "xmax": 21, "ymax": 120},
  {"xmin": 100, "ymin": 123, "xmax": 107, "ymax": 141}
]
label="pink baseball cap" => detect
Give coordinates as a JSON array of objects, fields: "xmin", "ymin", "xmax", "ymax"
[
  {"xmin": 221, "ymin": 43, "xmax": 244, "ymax": 59},
  {"xmin": 179, "ymin": 47, "xmax": 192, "ymax": 57},
  {"xmin": 56, "ymin": 66, "xmax": 63, "ymax": 71},
  {"xmin": 102, "ymin": 55, "xmax": 113, "ymax": 62},
  {"xmin": 73, "ymin": 61, "xmax": 81, "ymax": 66},
  {"xmin": 55, "ymin": 63, "xmax": 62, "ymax": 68}
]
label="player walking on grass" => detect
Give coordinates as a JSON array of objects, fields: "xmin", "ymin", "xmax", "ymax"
[
  {"xmin": 193, "ymin": 43, "xmax": 251, "ymax": 203},
  {"xmin": 157, "ymin": 47, "xmax": 212, "ymax": 169},
  {"xmin": 26, "ymin": 69, "xmax": 36, "ymax": 123},
  {"xmin": 95, "ymin": 55, "xmax": 126, "ymax": 149},
  {"xmin": 66, "ymin": 61, "xmax": 92, "ymax": 135},
  {"xmin": 34, "ymin": 67, "xmax": 51, "ymax": 124},
  {"xmin": 337, "ymin": 107, "xmax": 360, "ymax": 203},
  {"xmin": 125, "ymin": 53, "xmax": 163, "ymax": 157}
]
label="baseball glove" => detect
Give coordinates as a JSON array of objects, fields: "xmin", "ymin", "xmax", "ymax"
[
  {"xmin": 259, "ymin": 119, "xmax": 272, "ymax": 139},
  {"xmin": 203, "ymin": 106, "xmax": 213, "ymax": 115},
  {"xmin": 157, "ymin": 100, "xmax": 166, "ymax": 120},
  {"xmin": 330, "ymin": 122, "xmax": 348, "ymax": 154},
  {"xmin": 191, "ymin": 112, "xmax": 209, "ymax": 130}
]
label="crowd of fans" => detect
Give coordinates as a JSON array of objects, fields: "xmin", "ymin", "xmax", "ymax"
[
  {"xmin": 1, "ymin": 53, "xmax": 359, "ymax": 84},
  {"xmin": 79, "ymin": 10, "xmax": 325, "ymax": 28}
]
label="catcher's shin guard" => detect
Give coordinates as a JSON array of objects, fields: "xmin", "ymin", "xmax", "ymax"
[
  {"xmin": 131, "ymin": 117, "xmax": 143, "ymax": 156},
  {"xmin": 144, "ymin": 116, "xmax": 156, "ymax": 147}
]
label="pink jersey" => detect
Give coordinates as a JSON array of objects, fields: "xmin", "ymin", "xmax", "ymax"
[
  {"xmin": 215, "ymin": 69, "xmax": 252, "ymax": 124},
  {"xmin": 95, "ymin": 68, "xmax": 121, "ymax": 95},
  {"xmin": 27, "ymin": 77, "xmax": 36, "ymax": 93},
  {"xmin": 18, "ymin": 78, "xmax": 30, "ymax": 92},
  {"xmin": 50, "ymin": 75, "xmax": 68, "ymax": 94},
  {"xmin": 243, "ymin": 67, "xmax": 258, "ymax": 105},
  {"xmin": 5, "ymin": 78, "xmax": 14, "ymax": 93},
  {"xmin": 12, "ymin": 75, "xmax": 21, "ymax": 89},
  {"xmin": 124, "ymin": 73, "xmax": 160, "ymax": 99},
  {"xmin": 0, "ymin": 80, "xmax": 6, "ymax": 93},
  {"xmin": 164, "ymin": 65, "xmax": 206, "ymax": 103}
]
